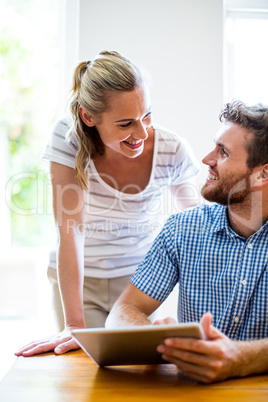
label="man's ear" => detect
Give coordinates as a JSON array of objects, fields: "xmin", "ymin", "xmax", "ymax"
[
  {"xmin": 79, "ymin": 106, "xmax": 97, "ymax": 127},
  {"xmin": 261, "ymin": 164, "xmax": 268, "ymax": 181},
  {"xmin": 257, "ymin": 164, "xmax": 268, "ymax": 178},
  {"xmin": 254, "ymin": 164, "xmax": 268, "ymax": 185},
  {"xmin": 263, "ymin": 163, "xmax": 268, "ymax": 179}
]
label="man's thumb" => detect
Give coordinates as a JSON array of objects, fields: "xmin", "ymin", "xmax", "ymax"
[{"xmin": 200, "ymin": 312, "xmax": 223, "ymax": 340}]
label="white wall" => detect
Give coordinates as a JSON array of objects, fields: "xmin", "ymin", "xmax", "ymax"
[{"xmin": 77, "ymin": 0, "xmax": 224, "ymax": 186}]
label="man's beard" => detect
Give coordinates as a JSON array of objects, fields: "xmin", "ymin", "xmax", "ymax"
[{"xmin": 201, "ymin": 171, "xmax": 252, "ymax": 206}]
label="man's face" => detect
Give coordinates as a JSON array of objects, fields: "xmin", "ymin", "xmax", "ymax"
[{"xmin": 201, "ymin": 122, "xmax": 254, "ymax": 205}]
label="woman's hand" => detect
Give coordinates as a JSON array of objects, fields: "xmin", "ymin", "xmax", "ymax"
[{"xmin": 15, "ymin": 326, "xmax": 82, "ymax": 357}]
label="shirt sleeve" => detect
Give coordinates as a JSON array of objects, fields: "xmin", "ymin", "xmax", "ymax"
[
  {"xmin": 171, "ymin": 136, "xmax": 200, "ymax": 185},
  {"xmin": 41, "ymin": 116, "xmax": 79, "ymax": 169},
  {"xmin": 131, "ymin": 214, "xmax": 179, "ymax": 301}
]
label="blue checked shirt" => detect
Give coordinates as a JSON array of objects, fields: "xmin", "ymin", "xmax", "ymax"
[{"xmin": 131, "ymin": 203, "xmax": 268, "ymax": 341}]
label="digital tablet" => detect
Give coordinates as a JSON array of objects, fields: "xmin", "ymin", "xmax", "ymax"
[{"xmin": 72, "ymin": 322, "xmax": 205, "ymax": 366}]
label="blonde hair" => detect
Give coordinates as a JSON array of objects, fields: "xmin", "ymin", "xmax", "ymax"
[{"xmin": 69, "ymin": 50, "xmax": 144, "ymax": 190}]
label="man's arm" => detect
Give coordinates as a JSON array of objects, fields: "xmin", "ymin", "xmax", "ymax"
[
  {"xmin": 105, "ymin": 283, "xmax": 162, "ymax": 327},
  {"xmin": 157, "ymin": 312, "xmax": 268, "ymax": 383}
]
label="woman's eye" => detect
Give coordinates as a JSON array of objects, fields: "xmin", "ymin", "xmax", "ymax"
[
  {"xmin": 119, "ymin": 122, "xmax": 132, "ymax": 128},
  {"xmin": 143, "ymin": 112, "xmax": 152, "ymax": 121}
]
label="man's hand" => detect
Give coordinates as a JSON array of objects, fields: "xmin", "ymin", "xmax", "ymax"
[
  {"xmin": 15, "ymin": 326, "xmax": 81, "ymax": 357},
  {"xmin": 157, "ymin": 312, "xmax": 243, "ymax": 383},
  {"xmin": 153, "ymin": 317, "xmax": 178, "ymax": 325}
]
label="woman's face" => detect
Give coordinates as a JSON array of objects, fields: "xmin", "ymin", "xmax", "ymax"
[{"xmin": 81, "ymin": 85, "xmax": 153, "ymax": 159}]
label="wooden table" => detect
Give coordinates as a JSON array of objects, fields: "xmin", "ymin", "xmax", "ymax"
[{"xmin": 1, "ymin": 350, "xmax": 268, "ymax": 401}]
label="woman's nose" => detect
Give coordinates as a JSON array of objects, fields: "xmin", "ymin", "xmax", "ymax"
[{"xmin": 135, "ymin": 121, "xmax": 148, "ymax": 140}]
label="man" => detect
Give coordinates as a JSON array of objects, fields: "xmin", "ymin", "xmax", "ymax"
[{"xmin": 106, "ymin": 100, "xmax": 268, "ymax": 383}]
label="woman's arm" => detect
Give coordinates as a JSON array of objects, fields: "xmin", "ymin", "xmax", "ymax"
[
  {"xmin": 16, "ymin": 162, "xmax": 86, "ymax": 356},
  {"xmin": 52, "ymin": 162, "xmax": 86, "ymax": 330}
]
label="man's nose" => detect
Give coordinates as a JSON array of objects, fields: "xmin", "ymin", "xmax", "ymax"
[{"xmin": 202, "ymin": 150, "xmax": 217, "ymax": 166}]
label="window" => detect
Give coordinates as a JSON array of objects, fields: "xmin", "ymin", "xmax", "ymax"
[
  {"xmin": 0, "ymin": 0, "xmax": 62, "ymax": 380},
  {"xmin": 1, "ymin": 0, "xmax": 61, "ymax": 248},
  {"xmin": 224, "ymin": 1, "xmax": 268, "ymax": 104}
]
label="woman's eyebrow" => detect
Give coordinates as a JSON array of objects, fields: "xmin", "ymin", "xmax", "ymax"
[
  {"xmin": 115, "ymin": 117, "xmax": 135, "ymax": 123},
  {"xmin": 115, "ymin": 107, "xmax": 152, "ymax": 123}
]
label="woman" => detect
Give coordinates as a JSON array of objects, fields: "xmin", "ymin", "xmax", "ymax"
[{"xmin": 16, "ymin": 50, "xmax": 199, "ymax": 356}]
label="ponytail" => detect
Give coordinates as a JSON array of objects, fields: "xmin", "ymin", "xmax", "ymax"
[{"xmin": 72, "ymin": 61, "xmax": 90, "ymax": 94}]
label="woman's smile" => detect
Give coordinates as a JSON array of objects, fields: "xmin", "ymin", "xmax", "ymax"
[{"xmin": 123, "ymin": 139, "xmax": 143, "ymax": 150}]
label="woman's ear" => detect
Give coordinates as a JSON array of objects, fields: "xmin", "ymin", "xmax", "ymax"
[{"xmin": 79, "ymin": 106, "xmax": 96, "ymax": 127}]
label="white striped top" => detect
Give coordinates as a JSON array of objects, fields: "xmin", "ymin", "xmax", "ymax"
[{"xmin": 42, "ymin": 117, "xmax": 200, "ymax": 278}]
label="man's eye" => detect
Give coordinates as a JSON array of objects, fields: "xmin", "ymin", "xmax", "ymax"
[{"xmin": 221, "ymin": 148, "xmax": 228, "ymax": 156}]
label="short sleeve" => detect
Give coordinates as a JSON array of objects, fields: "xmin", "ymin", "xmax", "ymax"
[
  {"xmin": 154, "ymin": 125, "xmax": 200, "ymax": 187},
  {"xmin": 131, "ymin": 214, "xmax": 179, "ymax": 301},
  {"xmin": 41, "ymin": 116, "xmax": 79, "ymax": 169}
]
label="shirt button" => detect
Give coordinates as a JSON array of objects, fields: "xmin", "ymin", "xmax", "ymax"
[
  {"xmin": 241, "ymin": 280, "xmax": 247, "ymax": 286},
  {"xmin": 234, "ymin": 317, "xmax": 239, "ymax": 323},
  {"xmin": 247, "ymin": 244, "xmax": 253, "ymax": 249}
]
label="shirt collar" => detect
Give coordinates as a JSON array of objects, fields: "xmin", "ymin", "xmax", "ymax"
[
  {"xmin": 208, "ymin": 203, "xmax": 268, "ymax": 238},
  {"xmin": 207, "ymin": 204, "xmax": 229, "ymax": 234}
]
